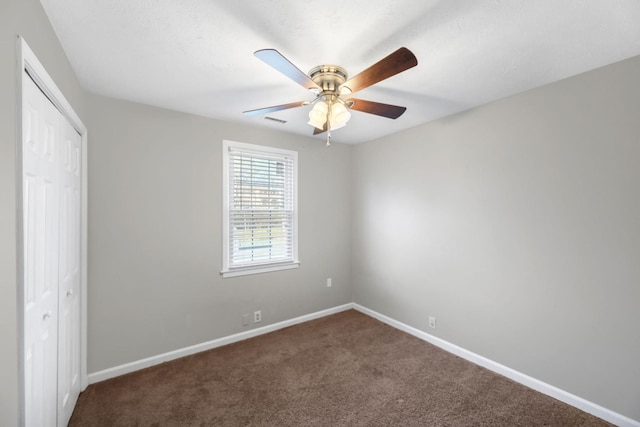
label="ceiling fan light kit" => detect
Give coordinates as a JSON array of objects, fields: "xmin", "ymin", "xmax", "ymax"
[
  {"xmin": 243, "ymin": 47, "xmax": 418, "ymax": 145},
  {"xmin": 308, "ymin": 101, "xmax": 351, "ymax": 130}
]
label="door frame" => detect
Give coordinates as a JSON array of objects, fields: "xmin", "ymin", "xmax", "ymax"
[{"xmin": 16, "ymin": 36, "xmax": 88, "ymax": 425}]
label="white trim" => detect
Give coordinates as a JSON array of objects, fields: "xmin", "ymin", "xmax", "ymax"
[
  {"xmin": 353, "ymin": 304, "xmax": 640, "ymax": 427},
  {"xmin": 86, "ymin": 301, "xmax": 639, "ymax": 426},
  {"xmin": 19, "ymin": 39, "xmax": 86, "ymax": 135},
  {"xmin": 221, "ymin": 261, "xmax": 300, "ymax": 278},
  {"xmin": 15, "ymin": 35, "xmax": 26, "ymax": 427},
  {"xmin": 88, "ymin": 304, "xmax": 353, "ymax": 384},
  {"xmin": 17, "ymin": 37, "xmax": 89, "ymax": 419}
]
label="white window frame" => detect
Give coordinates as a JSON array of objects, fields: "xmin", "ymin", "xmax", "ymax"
[{"xmin": 221, "ymin": 140, "xmax": 299, "ymax": 278}]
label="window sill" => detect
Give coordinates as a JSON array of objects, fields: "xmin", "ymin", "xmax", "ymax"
[{"xmin": 221, "ymin": 261, "xmax": 300, "ymax": 278}]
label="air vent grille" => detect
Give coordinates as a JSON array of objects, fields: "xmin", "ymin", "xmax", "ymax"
[{"xmin": 264, "ymin": 116, "xmax": 287, "ymax": 124}]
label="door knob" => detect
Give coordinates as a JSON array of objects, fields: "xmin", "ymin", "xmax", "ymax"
[
  {"xmin": 66, "ymin": 289, "xmax": 73, "ymax": 297},
  {"xmin": 43, "ymin": 311, "xmax": 52, "ymax": 321}
]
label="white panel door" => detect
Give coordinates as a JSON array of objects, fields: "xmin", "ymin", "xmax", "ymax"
[
  {"xmin": 57, "ymin": 114, "xmax": 82, "ymax": 427},
  {"xmin": 23, "ymin": 73, "xmax": 61, "ymax": 427}
]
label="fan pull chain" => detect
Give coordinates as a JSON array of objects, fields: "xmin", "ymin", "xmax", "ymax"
[{"xmin": 326, "ymin": 102, "xmax": 332, "ymax": 147}]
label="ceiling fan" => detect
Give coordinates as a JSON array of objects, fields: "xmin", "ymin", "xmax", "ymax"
[{"xmin": 243, "ymin": 47, "xmax": 418, "ymax": 145}]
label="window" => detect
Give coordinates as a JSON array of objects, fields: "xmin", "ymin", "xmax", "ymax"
[{"xmin": 222, "ymin": 140, "xmax": 299, "ymax": 277}]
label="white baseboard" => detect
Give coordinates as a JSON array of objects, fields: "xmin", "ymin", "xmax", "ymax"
[
  {"xmin": 353, "ymin": 303, "xmax": 639, "ymax": 427},
  {"xmin": 88, "ymin": 302, "xmax": 638, "ymax": 427},
  {"xmin": 88, "ymin": 303, "xmax": 353, "ymax": 384}
]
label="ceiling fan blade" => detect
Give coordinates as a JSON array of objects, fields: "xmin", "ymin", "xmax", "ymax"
[
  {"xmin": 243, "ymin": 101, "xmax": 306, "ymax": 116},
  {"xmin": 255, "ymin": 49, "xmax": 320, "ymax": 91},
  {"xmin": 340, "ymin": 47, "xmax": 417, "ymax": 94},
  {"xmin": 313, "ymin": 121, "xmax": 328, "ymax": 135},
  {"xmin": 347, "ymin": 98, "xmax": 407, "ymax": 119}
]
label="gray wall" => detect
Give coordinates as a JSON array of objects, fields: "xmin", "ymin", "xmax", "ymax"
[
  {"xmin": 86, "ymin": 94, "xmax": 352, "ymax": 372},
  {"xmin": 352, "ymin": 55, "xmax": 640, "ymax": 421},
  {"xmin": 0, "ymin": 0, "xmax": 85, "ymax": 425}
]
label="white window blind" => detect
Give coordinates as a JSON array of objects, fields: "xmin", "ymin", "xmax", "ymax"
[{"xmin": 222, "ymin": 141, "xmax": 299, "ymax": 277}]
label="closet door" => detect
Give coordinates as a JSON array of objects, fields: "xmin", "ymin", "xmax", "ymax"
[
  {"xmin": 23, "ymin": 73, "xmax": 61, "ymax": 427},
  {"xmin": 57, "ymin": 114, "xmax": 82, "ymax": 426},
  {"xmin": 21, "ymin": 39, "xmax": 86, "ymax": 426},
  {"xmin": 23, "ymin": 71, "xmax": 83, "ymax": 426}
]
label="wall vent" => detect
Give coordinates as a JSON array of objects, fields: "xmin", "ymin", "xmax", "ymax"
[{"xmin": 264, "ymin": 116, "xmax": 287, "ymax": 124}]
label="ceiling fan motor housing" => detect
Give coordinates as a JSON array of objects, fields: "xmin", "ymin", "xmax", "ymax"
[{"xmin": 309, "ymin": 65, "xmax": 348, "ymax": 101}]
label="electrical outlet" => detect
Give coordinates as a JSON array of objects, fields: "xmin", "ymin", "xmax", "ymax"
[
  {"xmin": 242, "ymin": 314, "xmax": 249, "ymax": 326},
  {"xmin": 428, "ymin": 316, "xmax": 437, "ymax": 329},
  {"xmin": 254, "ymin": 310, "xmax": 262, "ymax": 323},
  {"xmin": 326, "ymin": 278, "xmax": 332, "ymax": 287}
]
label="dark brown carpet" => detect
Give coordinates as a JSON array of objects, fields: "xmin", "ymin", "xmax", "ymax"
[{"xmin": 70, "ymin": 309, "xmax": 612, "ymax": 426}]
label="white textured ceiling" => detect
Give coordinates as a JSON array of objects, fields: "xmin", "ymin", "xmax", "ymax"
[{"xmin": 40, "ymin": 0, "xmax": 640, "ymax": 144}]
